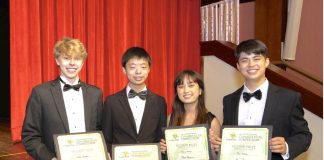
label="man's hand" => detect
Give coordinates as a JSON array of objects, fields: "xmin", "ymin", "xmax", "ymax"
[{"xmin": 269, "ymin": 137, "xmax": 287, "ymax": 154}]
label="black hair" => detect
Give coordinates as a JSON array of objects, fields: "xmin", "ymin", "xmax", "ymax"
[
  {"xmin": 121, "ymin": 47, "xmax": 152, "ymax": 68},
  {"xmin": 170, "ymin": 70, "xmax": 207, "ymax": 126},
  {"xmin": 234, "ymin": 39, "xmax": 268, "ymax": 61}
]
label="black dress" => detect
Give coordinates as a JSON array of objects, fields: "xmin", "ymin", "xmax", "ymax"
[{"xmin": 168, "ymin": 111, "xmax": 216, "ymax": 128}]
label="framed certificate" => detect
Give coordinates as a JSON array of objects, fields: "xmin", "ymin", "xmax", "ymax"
[
  {"xmin": 218, "ymin": 125, "xmax": 273, "ymax": 160},
  {"xmin": 112, "ymin": 143, "xmax": 161, "ymax": 160},
  {"xmin": 53, "ymin": 131, "xmax": 110, "ymax": 160},
  {"xmin": 164, "ymin": 124, "xmax": 212, "ymax": 160}
]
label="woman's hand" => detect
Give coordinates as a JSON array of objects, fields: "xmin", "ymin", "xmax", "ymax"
[
  {"xmin": 209, "ymin": 129, "xmax": 222, "ymax": 152},
  {"xmin": 160, "ymin": 138, "xmax": 167, "ymax": 154}
]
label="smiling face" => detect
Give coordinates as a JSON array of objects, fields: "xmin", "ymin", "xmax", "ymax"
[
  {"xmin": 176, "ymin": 75, "xmax": 202, "ymax": 107},
  {"xmin": 236, "ymin": 52, "xmax": 269, "ymax": 85},
  {"xmin": 56, "ymin": 54, "xmax": 84, "ymax": 83},
  {"xmin": 123, "ymin": 57, "xmax": 150, "ymax": 91},
  {"xmin": 53, "ymin": 38, "xmax": 87, "ymax": 84}
]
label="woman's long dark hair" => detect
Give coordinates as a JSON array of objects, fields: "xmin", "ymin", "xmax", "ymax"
[{"xmin": 169, "ymin": 70, "xmax": 208, "ymax": 126}]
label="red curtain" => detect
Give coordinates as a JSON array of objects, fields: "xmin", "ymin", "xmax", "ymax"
[{"xmin": 10, "ymin": 0, "xmax": 201, "ymax": 142}]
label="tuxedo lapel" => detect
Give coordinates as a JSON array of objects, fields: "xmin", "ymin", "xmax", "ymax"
[
  {"xmin": 232, "ymin": 87, "xmax": 243, "ymax": 125},
  {"xmin": 81, "ymin": 83, "xmax": 91, "ymax": 131},
  {"xmin": 262, "ymin": 83, "xmax": 279, "ymax": 124},
  {"xmin": 118, "ymin": 89, "xmax": 137, "ymax": 134},
  {"xmin": 51, "ymin": 78, "xmax": 69, "ymax": 132}
]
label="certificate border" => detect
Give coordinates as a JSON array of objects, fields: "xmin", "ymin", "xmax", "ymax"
[
  {"xmin": 53, "ymin": 131, "xmax": 109, "ymax": 160},
  {"xmin": 163, "ymin": 124, "xmax": 212, "ymax": 160},
  {"xmin": 112, "ymin": 143, "xmax": 161, "ymax": 160},
  {"xmin": 218, "ymin": 125, "xmax": 273, "ymax": 160}
]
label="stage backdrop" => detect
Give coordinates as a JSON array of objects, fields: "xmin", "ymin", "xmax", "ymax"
[{"xmin": 10, "ymin": 0, "xmax": 200, "ymax": 142}]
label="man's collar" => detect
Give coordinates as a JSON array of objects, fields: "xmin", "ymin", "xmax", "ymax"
[
  {"xmin": 59, "ymin": 75, "xmax": 79, "ymax": 85},
  {"xmin": 126, "ymin": 85, "xmax": 147, "ymax": 94},
  {"xmin": 243, "ymin": 79, "xmax": 269, "ymax": 93}
]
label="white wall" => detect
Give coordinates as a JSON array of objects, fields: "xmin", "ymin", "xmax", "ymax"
[
  {"xmin": 203, "ymin": 56, "xmax": 244, "ymax": 123},
  {"xmin": 203, "ymin": 56, "xmax": 322, "ymax": 160},
  {"xmin": 295, "ymin": 110, "xmax": 323, "ymax": 160}
]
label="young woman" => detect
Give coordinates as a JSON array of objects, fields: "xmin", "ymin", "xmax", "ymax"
[{"xmin": 160, "ymin": 69, "xmax": 220, "ymax": 159}]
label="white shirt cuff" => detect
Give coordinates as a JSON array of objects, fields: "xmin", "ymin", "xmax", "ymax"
[{"xmin": 281, "ymin": 142, "xmax": 290, "ymax": 159}]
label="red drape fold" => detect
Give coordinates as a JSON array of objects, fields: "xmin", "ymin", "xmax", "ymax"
[{"xmin": 10, "ymin": 0, "xmax": 201, "ymax": 142}]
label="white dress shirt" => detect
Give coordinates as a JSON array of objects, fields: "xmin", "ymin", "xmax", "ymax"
[
  {"xmin": 60, "ymin": 76, "xmax": 86, "ymax": 133},
  {"xmin": 238, "ymin": 79, "xmax": 269, "ymax": 125},
  {"xmin": 238, "ymin": 79, "xmax": 289, "ymax": 159},
  {"xmin": 126, "ymin": 85, "xmax": 147, "ymax": 134}
]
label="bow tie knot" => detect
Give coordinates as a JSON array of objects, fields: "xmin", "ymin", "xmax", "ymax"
[
  {"xmin": 128, "ymin": 89, "xmax": 147, "ymax": 100},
  {"xmin": 60, "ymin": 78, "xmax": 81, "ymax": 92},
  {"xmin": 243, "ymin": 89, "xmax": 262, "ymax": 102}
]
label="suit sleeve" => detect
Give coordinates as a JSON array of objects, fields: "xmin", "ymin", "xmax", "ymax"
[
  {"xmin": 286, "ymin": 93, "xmax": 312, "ymax": 158},
  {"xmin": 222, "ymin": 95, "xmax": 230, "ymax": 125},
  {"xmin": 21, "ymin": 88, "xmax": 55, "ymax": 160},
  {"xmin": 158, "ymin": 97, "xmax": 167, "ymax": 141},
  {"xmin": 102, "ymin": 97, "xmax": 113, "ymax": 154},
  {"xmin": 96, "ymin": 90, "xmax": 103, "ymax": 130}
]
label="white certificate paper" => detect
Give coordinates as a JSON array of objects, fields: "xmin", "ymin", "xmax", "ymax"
[
  {"xmin": 112, "ymin": 143, "xmax": 161, "ymax": 160},
  {"xmin": 218, "ymin": 126, "xmax": 273, "ymax": 160},
  {"xmin": 53, "ymin": 131, "xmax": 109, "ymax": 160},
  {"xmin": 165, "ymin": 124, "xmax": 211, "ymax": 160}
]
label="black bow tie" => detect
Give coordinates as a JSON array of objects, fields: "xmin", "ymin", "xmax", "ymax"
[
  {"xmin": 60, "ymin": 78, "xmax": 81, "ymax": 92},
  {"xmin": 243, "ymin": 89, "xmax": 262, "ymax": 102},
  {"xmin": 128, "ymin": 89, "xmax": 147, "ymax": 100}
]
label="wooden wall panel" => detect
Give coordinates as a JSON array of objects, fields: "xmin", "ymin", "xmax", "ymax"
[{"xmin": 255, "ymin": 0, "xmax": 287, "ymax": 61}]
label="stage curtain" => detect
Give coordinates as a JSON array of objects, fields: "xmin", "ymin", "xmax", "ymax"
[{"xmin": 10, "ymin": 0, "xmax": 200, "ymax": 142}]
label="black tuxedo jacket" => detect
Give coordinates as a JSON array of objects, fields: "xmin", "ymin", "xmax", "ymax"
[
  {"xmin": 223, "ymin": 83, "xmax": 312, "ymax": 160},
  {"xmin": 102, "ymin": 88, "xmax": 167, "ymax": 154},
  {"xmin": 22, "ymin": 78, "xmax": 103, "ymax": 160}
]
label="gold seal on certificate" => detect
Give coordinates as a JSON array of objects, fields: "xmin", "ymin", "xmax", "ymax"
[
  {"xmin": 112, "ymin": 143, "xmax": 161, "ymax": 160},
  {"xmin": 218, "ymin": 126, "xmax": 273, "ymax": 160},
  {"xmin": 53, "ymin": 131, "xmax": 110, "ymax": 160},
  {"xmin": 164, "ymin": 124, "xmax": 212, "ymax": 160}
]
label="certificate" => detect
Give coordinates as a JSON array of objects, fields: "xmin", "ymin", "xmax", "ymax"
[
  {"xmin": 53, "ymin": 131, "xmax": 110, "ymax": 160},
  {"xmin": 218, "ymin": 125, "xmax": 273, "ymax": 160},
  {"xmin": 164, "ymin": 124, "xmax": 212, "ymax": 160},
  {"xmin": 112, "ymin": 143, "xmax": 161, "ymax": 160}
]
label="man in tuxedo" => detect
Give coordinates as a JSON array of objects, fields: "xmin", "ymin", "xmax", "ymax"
[
  {"xmin": 102, "ymin": 47, "xmax": 167, "ymax": 154},
  {"xmin": 22, "ymin": 37, "xmax": 103, "ymax": 160},
  {"xmin": 221, "ymin": 39, "xmax": 312, "ymax": 159}
]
